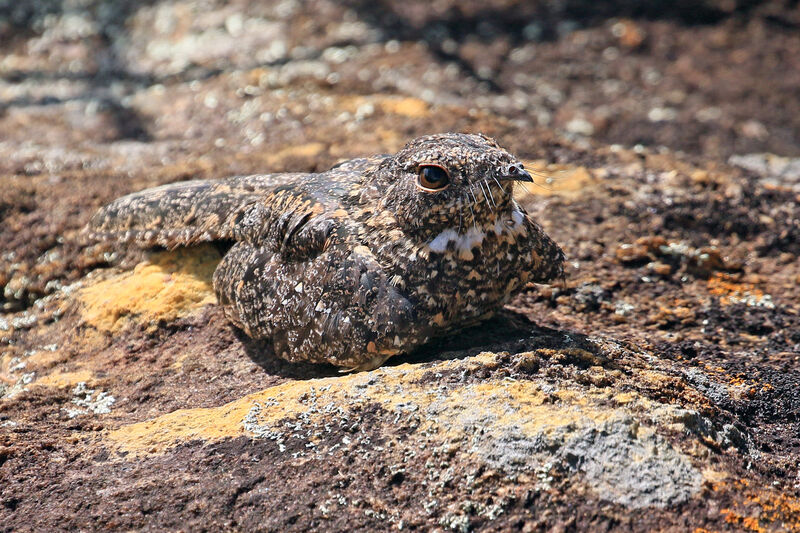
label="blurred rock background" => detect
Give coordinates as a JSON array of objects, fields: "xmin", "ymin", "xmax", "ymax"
[{"xmin": 1, "ymin": 0, "xmax": 799, "ymax": 159}]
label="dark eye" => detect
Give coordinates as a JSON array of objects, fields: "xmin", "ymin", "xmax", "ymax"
[{"xmin": 417, "ymin": 165, "xmax": 450, "ymax": 191}]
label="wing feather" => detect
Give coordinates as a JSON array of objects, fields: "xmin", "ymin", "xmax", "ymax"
[{"xmin": 85, "ymin": 174, "xmax": 304, "ymax": 248}]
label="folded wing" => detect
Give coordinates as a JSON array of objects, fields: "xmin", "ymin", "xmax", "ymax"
[{"xmin": 85, "ymin": 174, "xmax": 304, "ymax": 249}]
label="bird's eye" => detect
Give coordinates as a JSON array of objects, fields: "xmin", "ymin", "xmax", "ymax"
[{"xmin": 417, "ymin": 165, "xmax": 450, "ymax": 191}]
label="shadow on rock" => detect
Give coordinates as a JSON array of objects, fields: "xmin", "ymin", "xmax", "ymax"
[
  {"xmin": 233, "ymin": 308, "xmax": 607, "ymax": 378},
  {"xmin": 395, "ymin": 309, "xmax": 607, "ymax": 368},
  {"xmin": 232, "ymin": 327, "xmax": 342, "ymax": 380}
]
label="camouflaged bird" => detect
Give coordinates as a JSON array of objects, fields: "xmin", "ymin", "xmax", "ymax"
[{"xmin": 88, "ymin": 133, "xmax": 565, "ymax": 370}]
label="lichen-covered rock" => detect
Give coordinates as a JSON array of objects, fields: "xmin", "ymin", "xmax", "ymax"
[
  {"xmin": 110, "ymin": 350, "xmax": 707, "ymax": 510},
  {"xmin": 78, "ymin": 246, "xmax": 219, "ymax": 333},
  {"xmin": 2, "ymin": 1, "xmax": 800, "ymax": 532}
]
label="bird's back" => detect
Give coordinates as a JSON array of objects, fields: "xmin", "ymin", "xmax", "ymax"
[{"xmin": 85, "ymin": 156, "xmax": 385, "ymax": 249}]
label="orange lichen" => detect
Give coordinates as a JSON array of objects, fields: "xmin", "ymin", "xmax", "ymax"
[
  {"xmin": 716, "ymin": 479, "xmax": 800, "ymax": 532},
  {"xmin": 696, "ymin": 361, "xmax": 768, "ymax": 393},
  {"xmin": 721, "ymin": 509, "xmax": 767, "ymax": 533},
  {"xmin": 707, "ymin": 273, "xmax": 771, "ymax": 307}
]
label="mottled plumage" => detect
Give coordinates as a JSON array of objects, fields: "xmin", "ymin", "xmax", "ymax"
[{"xmin": 88, "ymin": 133, "xmax": 565, "ymax": 370}]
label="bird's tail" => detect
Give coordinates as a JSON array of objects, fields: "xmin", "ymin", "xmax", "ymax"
[{"xmin": 84, "ymin": 174, "xmax": 300, "ymax": 249}]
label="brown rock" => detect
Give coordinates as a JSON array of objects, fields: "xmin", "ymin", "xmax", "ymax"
[{"xmin": 1, "ymin": 2, "xmax": 800, "ymax": 531}]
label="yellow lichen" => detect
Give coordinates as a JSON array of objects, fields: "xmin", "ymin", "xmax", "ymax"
[
  {"xmin": 263, "ymin": 142, "xmax": 327, "ymax": 166},
  {"xmin": 614, "ymin": 392, "xmax": 637, "ymax": 405},
  {"xmin": 79, "ymin": 245, "xmax": 219, "ymax": 333},
  {"xmin": 35, "ymin": 369, "xmax": 96, "ymax": 388},
  {"xmin": 105, "ymin": 351, "xmax": 657, "ymax": 457},
  {"xmin": 378, "ymin": 97, "xmax": 430, "ymax": 118},
  {"xmin": 325, "ymin": 95, "xmax": 430, "ymax": 121},
  {"xmin": 429, "ymin": 380, "xmax": 620, "ymax": 445},
  {"xmin": 107, "ymin": 363, "xmax": 387, "ymax": 454},
  {"xmin": 701, "ymin": 469, "xmax": 729, "ymax": 483}
]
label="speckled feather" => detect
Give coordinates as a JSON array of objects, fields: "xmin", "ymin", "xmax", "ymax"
[{"xmin": 87, "ymin": 133, "xmax": 565, "ymax": 370}]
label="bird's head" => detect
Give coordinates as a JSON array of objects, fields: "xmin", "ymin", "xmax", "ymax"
[{"xmin": 365, "ymin": 133, "xmax": 534, "ymax": 236}]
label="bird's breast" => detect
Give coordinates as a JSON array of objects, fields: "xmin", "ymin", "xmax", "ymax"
[{"xmin": 373, "ymin": 209, "xmax": 536, "ymax": 327}]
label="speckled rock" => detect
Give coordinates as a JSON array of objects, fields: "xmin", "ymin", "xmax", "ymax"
[{"xmin": 2, "ymin": 2, "xmax": 800, "ymax": 532}]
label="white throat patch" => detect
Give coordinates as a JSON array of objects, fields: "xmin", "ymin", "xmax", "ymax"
[
  {"xmin": 427, "ymin": 207, "xmax": 528, "ymax": 261},
  {"xmin": 428, "ymin": 227, "xmax": 486, "ymax": 256}
]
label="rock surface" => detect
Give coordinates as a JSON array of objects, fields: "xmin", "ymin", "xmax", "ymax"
[{"xmin": 1, "ymin": 1, "xmax": 800, "ymax": 531}]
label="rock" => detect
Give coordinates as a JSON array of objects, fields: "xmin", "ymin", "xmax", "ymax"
[
  {"xmin": 615, "ymin": 237, "xmax": 734, "ymax": 278},
  {"xmin": 729, "ymin": 153, "xmax": 800, "ymax": 191},
  {"xmin": 2, "ymin": 2, "xmax": 800, "ymax": 531}
]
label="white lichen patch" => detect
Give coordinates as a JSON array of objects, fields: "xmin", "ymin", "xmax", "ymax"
[
  {"xmin": 726, "ymin": 292, "xmax": 775, "ymax": 309},
  {"xmin": 615, "ymin": 300, "xmax": 636, "ymax": 316},
  {"xmin": 8, "ymin": 357, "xmax": 27, "ymax": 373},
  {"xmin": 2, "ymin": 372, "xmax": 36, "ymax": 399},
  {"xmin": 65, "ymin": 381, "xmax": 116, "ymax": 418}
]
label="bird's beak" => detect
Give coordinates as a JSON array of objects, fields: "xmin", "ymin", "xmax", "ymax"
[
  {"xmin": 509, "ymin": 169, "xmax": 534, "ymax": 182},
  {"xmin": 499, "ymin": 162, "xmax": 534, "ymax": 182}
]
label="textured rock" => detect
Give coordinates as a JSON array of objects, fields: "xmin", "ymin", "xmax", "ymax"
[
  {"xmin": 108, "ymin": 351, "xmax": 705, "ymax": 510},
  {"xmin": 2, "ymin": 1, "xmax": 800, "ymax": 532}
]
